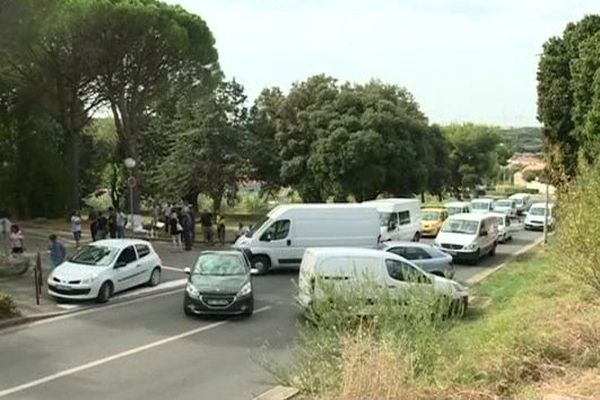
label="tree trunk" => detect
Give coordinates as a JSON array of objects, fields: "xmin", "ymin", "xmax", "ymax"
[
  {"xmin": 67, "ymin": 129, "xmax": 81, "ymax": 213},
  {"xmin": 420, "ymin": 192, "xmax": 425, "ymax": 204}
]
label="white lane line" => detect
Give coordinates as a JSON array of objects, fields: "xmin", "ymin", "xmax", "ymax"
[
  {"xmin": 0, "ymin": 305, "xmax": 271, "ymax": 398},
  {"xmin": 162, "ymin": 265, "xmax": 185, "ymax": 272},
  {"xmin": 112, "ymin": 279, "xmax": 187, "ymax": 301}
]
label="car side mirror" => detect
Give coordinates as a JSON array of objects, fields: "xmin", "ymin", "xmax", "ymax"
[
  {"xmin": 480, "ymin": 230, "xmax": 488, "ymax": 237},
  {"xmin": 523, "ymin": 211, "xmax": 529, "ymax": 216},
  {"xmin": 184, "ymin": 267, "xmax": 191, "ymax": 275},
  {"xmin": 115, "ymin": 260, "xmax": 127, "ymax": 269}
]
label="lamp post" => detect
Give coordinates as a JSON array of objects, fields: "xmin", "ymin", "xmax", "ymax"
[{"xmin": 124, "ymin": 158, "xmax": 136, "ymax": 232}]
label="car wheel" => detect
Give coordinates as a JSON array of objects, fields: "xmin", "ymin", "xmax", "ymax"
[
  {"xmin": 471, "ymin": 249, "xmax": 480, "ymax": 265},
  {"xmin": 243, "ymin": 299, "xmax": 254, "ymax": 318},
  {"xmin": 412, "ymin": 232, "xmax": 421, "ymax": 242},
  {"xmin": 251, "ymin": 255, "xmax": 271, "ymax": 275},
  {"xmin": 147, "ymin": 267, "xmax": 161, "ymax": 287},
  {"xmin": 183, "ymin": 304, "xmax": 195, "ymax": 317},
  {"xmin": 97, "ymin": 281, "xmax": 113, "ymax": 304}
]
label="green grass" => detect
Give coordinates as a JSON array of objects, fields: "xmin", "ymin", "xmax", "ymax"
[{"xmin": 281, "ymin": 248, "xmax": 600, "ymax": 399}]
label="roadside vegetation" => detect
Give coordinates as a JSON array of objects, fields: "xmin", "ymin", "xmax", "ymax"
[{"xmin": 0, "ymin": 293, "xmax": 19, "ymax": 319}]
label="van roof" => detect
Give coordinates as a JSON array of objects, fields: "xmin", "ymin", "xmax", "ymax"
[
  {"xmin": 447, "ymin": 212, "xmax": 489, "ymax": 222},
  {"xmin": 362, "ymin": 198, "xmax": 420, "ymax": 212},
  {"xmin": 444, "ymin": 201, "xmax": 470, "ymax": 207},
  {"xmin": 486, "ymin": 212, "xmax": 508, "ymax": 219},
  {"xmin": 509, "ymin": 193, "xmax": 530, "ymax": 199},
  {"xmin": 471, "ymin": 198, "xmax": 494, "ymax": 203},
  {"xmin": 530, "ymin": 202, "xmax": 554, "ymax": 209},
  {"xmin": 267, "ymin": 203, "xmax": 375, "ymax": 218},
  {"xmin": 364, "ymin": 197, "xmax": 419, "ymax": 204},
  {"xmin": 304, "ymin": 247, "xmax": 392, "ymax": 259}
]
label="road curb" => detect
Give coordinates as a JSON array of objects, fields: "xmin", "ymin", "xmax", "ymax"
[
  {"xmin": 0, "ymin": 280, "xmax": 186, "ymax": 332},
  {"xmin": 465, "ymin": 236, "xmax": 545, "ymax": 286},
  {"xmin": 253, "ymin": 386, "xmax": 299, "ymax": 400}
]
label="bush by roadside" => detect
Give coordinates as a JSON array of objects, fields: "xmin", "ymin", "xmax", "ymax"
[
  {"xmin": 276, "ymin": 250, "xmax": 600, "ymax": 399},
  {"xmin": 0, "ymin": 293, "xmax": 19, "ymax": 319}
]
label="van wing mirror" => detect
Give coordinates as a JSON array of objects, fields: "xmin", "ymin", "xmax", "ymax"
[
  {"xmin": 115, "ymin": 260, "xmax": 127, "ymax": 268},
  {"xmin": 184, "ymin": 267, "xmax": 191, "ymax": 275},
  {"xmin": 480, "ymin": 230, "xmax": 488, "ymax": 237}
]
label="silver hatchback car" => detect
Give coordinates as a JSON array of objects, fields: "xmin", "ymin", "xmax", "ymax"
[{"xmin": 378, "ymin": 241, "xmax": 455, "ymax": 279}]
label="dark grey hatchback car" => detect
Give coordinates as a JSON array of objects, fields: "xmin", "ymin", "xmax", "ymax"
[{"xmin": 183, "ymin": 251, "xmax": 254, "ymax": 317}]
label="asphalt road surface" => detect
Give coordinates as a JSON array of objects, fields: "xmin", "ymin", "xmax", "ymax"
[{"xmin": 0, "ymin": 228, "xmax": 542, "ymax": 400}]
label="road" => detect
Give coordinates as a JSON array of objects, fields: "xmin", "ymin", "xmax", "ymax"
[{"xmin": 0, "ymin": 228, "xmax": 542, "ymax": 400}]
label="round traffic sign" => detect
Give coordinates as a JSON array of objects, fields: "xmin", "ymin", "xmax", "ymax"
[{"xmin": 127, "ymin": 176, "xmax": 137, "ymax": 188}]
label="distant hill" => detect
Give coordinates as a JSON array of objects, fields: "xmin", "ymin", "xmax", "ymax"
[{"xmin": 500, "ymin": 127, "xmax": 543, "ymax": 154}]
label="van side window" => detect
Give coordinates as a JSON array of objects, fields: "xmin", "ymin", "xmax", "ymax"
[
  {"xmin": 398, "ymin": 211, "xmax": 410, "ymax": 225},
  {"xmin": 385, "ymin": 259, "xmax": 427, "ymax": 283},
  {"xmin": 505, "ymin": 218, "xmax": 511, "ymax": 227},
  {"xmin": 387, "ymin": 213, "xmax": 398, "ymax": 231},
  {"xmin": 260, "ymin": 219, "xmax": 291, "ymax": 241}
]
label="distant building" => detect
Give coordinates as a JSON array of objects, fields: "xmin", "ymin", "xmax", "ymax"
[{"xmin": 508, "ymin": 153, "xmax": 545, "ymax": 170}]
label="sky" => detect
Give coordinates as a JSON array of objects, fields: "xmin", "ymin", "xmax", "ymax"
[{"xmin": 164, "ymin": 0, "xmax": 600, "ymax": 127}]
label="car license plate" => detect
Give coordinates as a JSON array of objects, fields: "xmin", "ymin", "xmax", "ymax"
[
  {"xmin": 56, "ymin": 284, "xmax": 70, "ymax": 291},
  {"xmin": 207, "ymin": 299, "xmax": 229, "ymax": 306},
  {"xmin": 447, "ymin": 250, "xmax": 457, "ymax": 256}
]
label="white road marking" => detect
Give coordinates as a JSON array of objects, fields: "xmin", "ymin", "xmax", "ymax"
[
  {"xmin": 161, "ymin": 265, "xmax": 185, "ymax": 272},
  {"xmin": 55, "ymin": 304, "xmax": 80, "ymax": 310},
  {"xmin": 0, "ymin": 306, "xmax": 271, "ymax": 397},
  {"xmin": 112, "ymin": 279, "xmax": 187, "ymax": 300}
]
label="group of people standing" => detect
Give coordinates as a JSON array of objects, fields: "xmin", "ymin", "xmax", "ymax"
[
  {"xmin": 88, "ymin": 208, "xmax": 126, "ymax": 242},
  {"xmin": 166, "ymin": 205, "xmax": 195, "ymax": 251}
]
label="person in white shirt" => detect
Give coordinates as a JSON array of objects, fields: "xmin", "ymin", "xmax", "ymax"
[
  {"xmin": 116, "ymin": 209, "xmax": 127, "ymax": 238},
  {"xmin": 71, "ymin": 211, "xmax": 82, "ymax": 248}
]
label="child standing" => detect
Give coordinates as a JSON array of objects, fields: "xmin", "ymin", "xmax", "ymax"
[
  {"xmin": 9, "ymin": 225, "xmax": 24, "ymax": 254},
  {"xmin": 71, "ymin": 210, "xmax": 82, "ymax": 248},
  {"xmin": 48, "ymin": 234, "xmax": 66, "ymax": 269}
]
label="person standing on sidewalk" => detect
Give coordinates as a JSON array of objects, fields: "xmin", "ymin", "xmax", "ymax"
[
  {"xmin": 116, "ymin": 208, "xmax": 127, "ymax": 239},
  {"xmin": 108, "ymin": 207, "xmax": 117, "ymax": 239},
  {"xmin": 71, "ymin": 210, "xmax": 82, "ymax": 248},
  {"xmin": 169, "ymin": 210, "xmax": 182, "ymax": 249},
  {"xmin": 217, "ymin": 214, "xmax": 226, "ymax": 246},
  {"xmin": 9, "ymin": 225, "xmax": 24, "ymax": 254},
  {"xmin": 47, "ymin": 234, "xmax": 66, "ymax": 270},
  {"xmin": 164, "ymin": 202, "xmax": 172, "ymax": 233},
  {"xmin": 151, "ymin": 203, "xmax": 160, "ymax": 238},
  {"xmin": 89, "ymin": 209, "xmax": 98, "ymax": 242},
  {"xmin": 181, "ymin": 207, "xmax": 193, "ymax": 251},
  {"xmin": 96, "ymin": 212, "xmax": 108, "ymax": 240},
  {"xmin": 200, "ymin": 210, "xmax": 213, "ymax": 245}
]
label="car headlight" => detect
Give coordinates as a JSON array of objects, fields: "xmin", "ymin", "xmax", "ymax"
[
  {"xmin": 465, "ymin": 242, "xmax": 478, "ymax": 250},
  {"xmin": 80, "ymin": 274, "xmax": 99, "ymax": 285},
  {"xmin": 237, "ymin": 281, "xmax": 252, "ymax": 297},
  {"xmin": 186, "ymin": 282, "xmax": 200, "ymax": 298}
]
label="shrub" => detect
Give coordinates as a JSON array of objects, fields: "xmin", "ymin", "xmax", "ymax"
[
  {"xmin": 0, "ymin": 293, "xmax": 19, "ymax": 319},
  {"xmin": 554, "ymin": 160, "xmax": 600, "ymax": 293}
]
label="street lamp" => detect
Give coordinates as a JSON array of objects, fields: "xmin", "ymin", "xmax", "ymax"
[{"xmin": 124, "ymin": 158, "xmax": 136, "ymax": 231}]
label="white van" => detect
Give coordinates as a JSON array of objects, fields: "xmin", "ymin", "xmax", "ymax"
[
  {"xmin": 362, "ymin": 198, "xmax": 422, "ymax": 242},
  {"xmin": 509, "ymin": 193, "xmax": 531, "ymax": 215},
  {"xmin": 444, "ymin": 201, "xmax": 471, "ymax": 216},
  {"xmin": 487, "ymin": 212, "xmax": 514, "ymax": 243},
  {"xmin": 470, "ymin": 198, "xmax": 495, "ymax": 214},
  {"xmin": 297, "ymin": 247, "xmax": 468, "ymax": 313},
  {"xmin": 434, "ymin": 213, "xmax": 498, "ymax": 263},
  {"xmin": 524, "ymin": 202, "xmax": 555, "ymax": 231},
  {"xmin": 233, "ymin": 204, "xmax": 380, "ymax": 274}
]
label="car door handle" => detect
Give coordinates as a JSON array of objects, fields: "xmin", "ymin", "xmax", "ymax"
[{"xmin": 286, "ymin": 239, "xmax": 291, "ymax": 246}]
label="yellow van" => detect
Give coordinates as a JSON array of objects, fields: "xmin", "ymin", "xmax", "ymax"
[{"xmin": 421, "ymin": 207, "xmax": 448, "ymax": 237}]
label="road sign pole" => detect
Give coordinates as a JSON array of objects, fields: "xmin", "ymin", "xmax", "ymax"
[
  {"xmin": 543, "ymin": 182, "xmax": 549, "ymax": 245},
  {"xmin": 129, "ymin": 173, "xmax": 134, "ymax": 232}
]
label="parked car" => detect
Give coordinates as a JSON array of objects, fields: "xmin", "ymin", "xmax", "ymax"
[
  {"xmin": 444, "ymin": 201, "xmax": 471, "ymax": 216},
  {"xmin": 234, "ymin": 204, "xmax": 380, "ymax": 274},
  {"xmin": 183, "ymin": 250, "xmax": 253, "ymax": 317},
  {"xmin": 420, "ymin": 207, "xmax": 448, "ymax": 237},
  {"xmin": 297, "ymin": 247, "xmax": 468, "ymax": 315},
  {"xmin": 487, "ymin": 212, "xmax": 513, "ymax": 243},
  {"xmin": 524, "ymin": 202, "xmax": 555, "ymax": 231},
  {"xmin": 378, "ymin": 241, "xmax": 454, "ymax": 279},
  {"xmin": 493, "ymin": 198, "xmax": 517, "ymax": 218},
  {"xmin": 509, "ymin": 193, "xmax": 531, "ymax": 215},
  {"xmin": 47, "ymin": 239, "xmax": 162, "ymax": 303},
  {"xmin": 470, "ymin": 198, "xmax": 495, "ymax": 214},
  {"xmin": 434, "ymin": 213, "xmax": 498, "ymax": 264},
  {"xmin": 363, "ymin": 198, "xmax": 422, "ymax": 242}
]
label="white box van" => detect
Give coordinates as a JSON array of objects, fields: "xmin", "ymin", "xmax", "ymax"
[
  {"xmin": 233, "ymin": 204, "xmax": 380, "ymax": 274},
  {"xmin": 470, "ymin": 198, "xmax": 495, "ymax": 214},
  {"xmin": 444, "ymin": 201, "xmax": 471, "ymax": 216},
  {"xmin": 362, "ymin": 198, "xmax": 422, "ymax": 242},
  {"xmin": 509, "ymin": 193, "xmax": 531, "ymax": 215},
  {"xmin": 433, "ymin": 213, "xmax": 498, "ymax": 263},
  {"xmin": 297, "ymin": 247, "xmax": 468, "ymax": 313}
]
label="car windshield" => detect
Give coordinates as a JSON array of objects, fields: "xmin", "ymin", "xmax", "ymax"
[
  {"xmin": 379, "ymin": 212, "xmax": 392, "ymax": 227},
  {"xmin": 530, "ymin": 207, "xmax": 546, "ymax": 216},
  {"xmin": 68, "ymin": 245, "xmax": 119, "ymax": 266},
  {"xmin": 422, "ymin": 211, "xmax": 440, "ymax": 221},
  {"xmin": 446, "ymin": 206, "xmax": 462, "ymax": 216},
  {"xmin": 496, "ymin": 200, "xmax": 512, "ymax": 207},
  {"xmin": 441, "ymin": 219, "xmax": 479, "ymax": 235},
  {"xmin": 246, "ymin": 216, "xmax": 269, "ymax": 238},
  {"xmin": 193, "ymin": 254, "xmax": 246, "ymax": 276},
  {"xmin": 471, "ymin": 202, "xmax": 491, "ymax": 210}
]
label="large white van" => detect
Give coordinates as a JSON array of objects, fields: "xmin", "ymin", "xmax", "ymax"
[
  {"xmin": 233, "ymin": 204, "xmax": 380, "ymax": 274},
  {"xmin": 297, "ymin": 247, "xmax": 468, "ymax": 313},
  {"xmin": 362, "ymin": 198, "xmax": 422, "ymax": 242},
  {"xmin": 433, "ymin": 213, "xmax": 498, "ymax": 264}
]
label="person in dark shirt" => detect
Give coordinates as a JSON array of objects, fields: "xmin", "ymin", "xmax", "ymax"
[
  {"xmin": 200, "ymin": 210, "xmax": 213, "ymax": 245},
  {"xmin": 96, "ymin": 212, "xmax": 108, "ymax": 240},
  {"xmin": 108, "ymin": 207, "xmax": 117, "ymax": 239}
]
